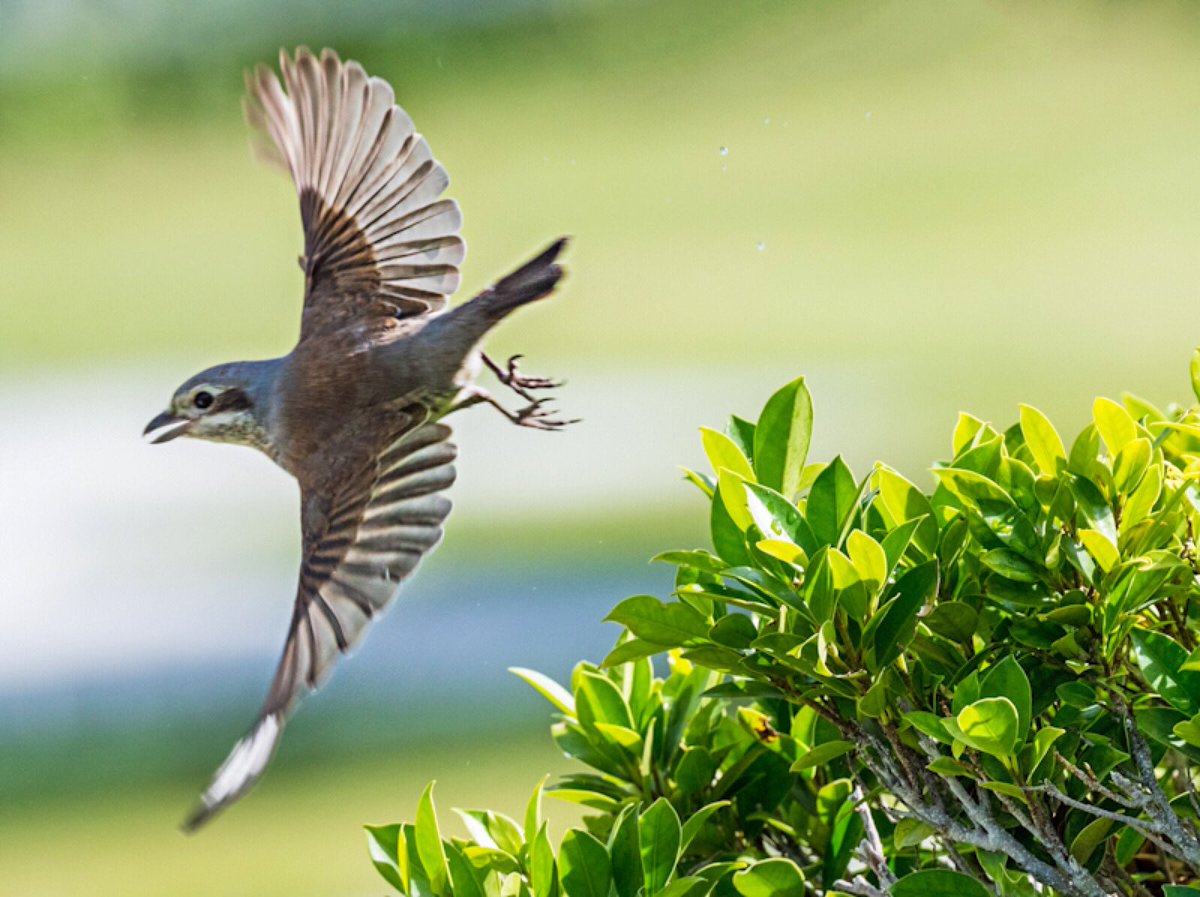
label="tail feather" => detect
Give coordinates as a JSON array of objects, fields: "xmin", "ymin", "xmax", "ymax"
[{"xmin": 474, "ymin": 237, "xmax": 569, "ymax": 320}]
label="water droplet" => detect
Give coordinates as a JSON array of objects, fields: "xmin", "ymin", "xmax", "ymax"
[
  {"xmin": 570, "ymin": 159, "xmax": 577, "ymax": 166},
  {"xmin": 865, "ymin": 111, "xmax": 873, "ymax": 119},
  {"xmin": 719, "ymin": 146, "xmax": 729, "ymax": 156},
  {"xmin": 756, "ymin": 242, "xmax": 766, "ymax": 252},
  {"xmin": 721, "ymin": 163, "xmax": 728, "ymax": 172},
  {"xmin": 763, "ymin": 117, "xmax": 771, "ymax": 126}
]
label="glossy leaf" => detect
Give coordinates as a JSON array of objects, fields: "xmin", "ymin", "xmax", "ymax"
[
  {"xmin": 732, "ymin": 858, "xmax": 805, "ymax": 897},
  {"xmin": 415, "ymin": 783, "xmax": 450, "ymax": 896},
  {"xmin": 950, "ymin": 697, "xmax": 1020, "ymax": 759},
  {"xmin": 699, "ymin": 427, "xmax": 754, "ymax": 482},
  {"xmin": 1020, "ymin": 404, "xmax": 1066, "ymax": 474},
  {"xmin": 806, "ymin": 456, "xmax": 858, "ymax": 546},
  {"xmin": 510, "ymin": 667, "xmax": 575, "ymax": 715},
  {"xmin": 640, "ymin": 798, "xmax": 682, "ymax": 894},
  {"xmin": 606, "ymin": 595, "xmax": 710, "ymax": 648},
  {"xmin": 558, "ymin": 830, "xmax": 612, "ymax": 897},
  {"xmin": 892, "ymin": 869, "xmax": 992, "ymax": 897},
  {"xmin": 753, "ymin": 376, "xmax": 813, "ymax": 500},
  {"xmin": 1131, "ymin": 627, "xmax": 1200, "ymax": 716},
  {"xmin": 791, "ymin": 740, "xmax": 855, "ymax": 772},
  {"xmin": 980, "ymin": 656, "xmax": 1032, "ymax": 744}
]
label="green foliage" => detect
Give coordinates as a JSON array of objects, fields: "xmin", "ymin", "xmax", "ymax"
[{"xmin": 369, "ymin": 356, "xmax": 1200, "ymax": 895}]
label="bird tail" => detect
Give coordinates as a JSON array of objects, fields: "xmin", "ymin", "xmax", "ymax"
[{"xmin": 468, "ymin": 237, "xmax": 569, "ymax": 322}]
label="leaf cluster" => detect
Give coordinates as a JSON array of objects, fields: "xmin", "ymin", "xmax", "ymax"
[{"xmin": 368, "ymin": 356, "xmax": 1200, "ymax": 896}]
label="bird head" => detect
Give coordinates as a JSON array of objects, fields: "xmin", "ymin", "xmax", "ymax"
[{"xmin": 144, "ymin": 360, "xmax": 278, "ymax": 452}]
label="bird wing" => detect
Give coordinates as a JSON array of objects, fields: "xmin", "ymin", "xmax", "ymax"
[
  {"xmin": 244, "ymin": 47, "xmax": 465, "ymax": 336},
  {"xmin": 183, "ymin": 415, "xmax": 457, "ymax": 830}
]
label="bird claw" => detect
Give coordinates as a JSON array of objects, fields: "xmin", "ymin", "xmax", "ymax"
[
  {"xmin": 483, "ymin": 353, "xmax": 564, "ymax": 402},
  {"xmin": 512, "ymin": 396, "xmax": 578, "ymax": 431}
]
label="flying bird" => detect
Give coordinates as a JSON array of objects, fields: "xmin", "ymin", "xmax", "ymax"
[{"xmin": 144, "ymin": 47, "xmax": 571, "ymax": 831}]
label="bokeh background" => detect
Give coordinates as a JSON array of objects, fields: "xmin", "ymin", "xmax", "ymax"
[{"xmin": 2, "ymin": 1, "xmax": 1199, "ymax": 894}]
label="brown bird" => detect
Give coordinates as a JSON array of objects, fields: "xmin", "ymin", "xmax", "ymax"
[{"xmin": 143, "ymin": 47, "xmax": 571, "ymax": 831}]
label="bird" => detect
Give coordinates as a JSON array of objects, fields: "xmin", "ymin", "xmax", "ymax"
[{"xmin": 143, "ymin": 47, "xmax": 572, "ymax": 831}]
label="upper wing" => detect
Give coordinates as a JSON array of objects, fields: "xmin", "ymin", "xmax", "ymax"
[
  {"xmin": 183, "ymin": 418, "xmax": 457, "ymax": 831},
  {"xmin": 244, "ymin": 47, "xmax": 465, "ymax": 334}
]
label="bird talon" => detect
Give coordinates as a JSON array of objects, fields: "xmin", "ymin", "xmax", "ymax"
[{"xmin": 483, "ymin": 352, "xmax": 565, "ymax": 400}]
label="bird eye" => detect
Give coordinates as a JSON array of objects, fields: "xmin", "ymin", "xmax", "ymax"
[{"xmin": 193, "ymin": 390, "xmax": 214, "ymax": 410}]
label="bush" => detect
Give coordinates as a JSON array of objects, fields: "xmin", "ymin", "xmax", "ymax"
[{"xmin": 366, "ymin": 356, "xmax": 1200, "ymax": 897}]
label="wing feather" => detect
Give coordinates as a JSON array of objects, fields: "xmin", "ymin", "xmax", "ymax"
[
  {"xmin": 183, "ymin": 420, "xmax": 456, "ymax": 830},
  {"xmin": 244, "ymin": 47, "xmax": 465, "ymax": 332}
]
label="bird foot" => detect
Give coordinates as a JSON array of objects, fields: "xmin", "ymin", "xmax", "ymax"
[
  {"xmin": 452, "ymin": 387, "xmax": 577, "ymax": 431},
  {"xmin": 510, "ymin": 396, "xmax": 578, "ymax": 431},
  {"xmin": 482, "ymin": 353, "xmax": 563, "ymax": 403}
]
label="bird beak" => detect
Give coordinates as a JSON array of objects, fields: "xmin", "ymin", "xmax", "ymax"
[{"xmin": 144, "ymin": 411, "xmax": 192, "ymax": 444}]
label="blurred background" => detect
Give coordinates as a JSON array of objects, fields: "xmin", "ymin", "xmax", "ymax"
[{"xmin": 2, "ymin": 0, "xmax": 1199, "ymax": 894}]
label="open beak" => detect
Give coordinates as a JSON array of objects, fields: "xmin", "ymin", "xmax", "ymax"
[{"xmin": 144, "ymin": 411, "xmax": 192, "ymax": 444}]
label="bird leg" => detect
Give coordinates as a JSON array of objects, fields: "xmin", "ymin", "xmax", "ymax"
[
  {"xmin": 449, "ymin": 386, "xmax": 577, "ymax": 431},
  {"xmin": 482, "ymin": 353, "xmax": 562, "ymax": 403}
]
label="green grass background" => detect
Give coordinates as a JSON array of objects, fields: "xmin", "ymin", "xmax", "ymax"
[{"xmin": 4, "ymin": 1, "xmax": 1200, "ymax": 894}]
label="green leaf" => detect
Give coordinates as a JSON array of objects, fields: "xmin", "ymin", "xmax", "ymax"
[
  {"xmin": 950, "ymin": 698, "xmax": 1020, "ymax": 759},
  {"xmin": 1069, "ymin": 817, "xmax": 1115, "ymax": 865},
  {"xmin": 606, "ymin": 595, "xmax": 710, "ymax": 647},
  {"xmin": 980, "ymin": 656, "xmax": 1032, "ymax": 745},
  {"xmin": 680, "ymin": 800, "xmax": 730, "ymax": 853},
  {"xmin": 979, "ymin": 781, "xmax": 1028, "ymax": 804},
  {"xmin": 1078, "ymin": 528, "xmax": 1119, "ymax": 573},
  {"xmin": 710, "ymin": 493, "xmax": 752, "ymax": 566},
  {"xmin": 903, "ymin": 711, "xmax": 955, "ymax": 746},
  {"xmin": 1069, "ymin": 475, "xmax": 1117, "ymax": 546},
  {"xmin": 1094, "ymin": 397, "xmax": 1138, "ymax": 455},
  {"xmin": 531, "ymin": 823, "xmax": 558, "ymax": 897},
  {"xmin": 525, "ymin": 776, "xmax": 547, "ymax": 847},
  {"xmin": 867, "ymin": 560, "xmax": 938, "ymax": 671},
  {"xmin": 510, "ymin": 667, "xmax": 575, "ymax": 715},
  {"xmin": 603, "ymin": 637, "xmax": 663, "ymax": 667},
  {"xmin": 891, "ymin": 869, "xmax": 992, "ymax": 897},
  {"xmin": 922, "ymin": 602, "xmax": 977, "ymax": 643},
  {"xmin": 415, "ymin": 783, "xmax": 450, "ymax": 896},
  {"xmin": 558, "ymin": 830, "xmax": 613, "ymax": 897},
  {"xmin": 926, "ymin": 756, "xmax": 973, "ymax": 777},
  {"xmin": 932, "ymin": 467, "xmax": 1014, "ymax": 509},
  {"xmin": 753, "ymin": 376, "xmax": 813, "ymax": 500},
  {"xmin": 1166, "ymin": 887, "xmax": 1200, "ymax": 897},
  {"xmin": 445, "ymin": 843, "xmax": 486, "ymax": 897},
  {"xmin": 894, "ymin": 817, "xmax": 937, "ymax": 848},
  {"xmin": 726, "ymin": 415, "xmax": 756, "ymax": 463},
  {"xmin": 1123, "ymin": 463, "xmax": 1162, "ymax": 530},
  {"xmin": 1019, "ymin": 404, "xmax": 1066, "ymax": 475},
  {"xmin": 790, "ymin": 740, "xmax": 855, "ymax": 772},
  {"xmin": 653, "ymin": 550, "xmax": 728, "ymax": 575},
  {"xmin": 675, "ymin": 747, "xmax": 717, "ymax": 794},
  {"xmin": 1192, "ymin": 348, "xmax": 1200, "ymax": 404},
  {"xmin": 981, "ymin": 547, "xmax": 1042, "ymax": 583},
  {"xmin": 953, "ymin": 411, "xmax": 987, "ymax": 455},
  {"xmin": 699, "ymin": 427, "xmax": 755, "ymax": 482},
  {"xmin": 1131, "ymin": 627, "xmax": 1200, "ymax": 715},
  {"xmin": 609, "ymin": 807, "xmax": 642, "ymax": 897},
  {"xmin": 640, "ymin": 798, "xmax": 682, "ymax": 895},
  {"xmin": 576, "ymin": 672, "xmax": 634, "ymax": 730},
  {"xmin": 875, "ymin": 466, "xmax": 936, "ymax": 529},
  {"xmin": 656, "ymin": 879, "xmax": 711, "ymax": 897},
  {"xmin": 365, "ymin": 823, "xmax": 406, "ymax": 892},
  {"xmin": 846, "ymin": 529, "xmax": 887, "ymax": 594},
  {"xmin": 717, "ymin": 469, "xmax": 754, "ymax": 531},
  {"xmin": 744, "ymin": 481, "xmax": 817, "ymax": 553},
  {"xmin": 732, "ymin": 858, "xmax": 806, "ymax": 897},
  {"xmin": 807, "ymin": 456, "xmax": 858, "ymax": 546},
  {"xmin": 709, "ymin": 613, "xmax": 757, "ymax": 650}
]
